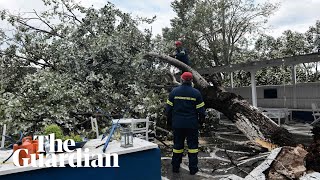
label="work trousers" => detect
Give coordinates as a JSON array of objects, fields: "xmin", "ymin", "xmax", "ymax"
[{"xmin": 171, "ymin": 128, "xmax": 199, "ymax": 172}]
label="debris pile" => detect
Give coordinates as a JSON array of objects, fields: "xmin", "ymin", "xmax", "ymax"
[
  {"xmin": 159, "ymin": 119, "xmax": 318, "ymax": 179},
  {"xmin": 265, "ymin": 123, "xmax": 320, "ymax": 179},
  {"xmin": 268, "ymin": 146, "xmax": 308, "ymax": 179}
]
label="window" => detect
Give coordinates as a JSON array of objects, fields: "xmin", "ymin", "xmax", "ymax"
[{"xmin": 264, "ymin": 89, "xmax": 277, "ymax": 99}]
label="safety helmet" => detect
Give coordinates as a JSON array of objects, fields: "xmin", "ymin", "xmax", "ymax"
[
  {"xmin": 181, "ymin": 72, "xmax": 193, "ymax": 81},
  {"xmin": 175, "ymin": 41, "xmax": 182, "ymax": 46}
]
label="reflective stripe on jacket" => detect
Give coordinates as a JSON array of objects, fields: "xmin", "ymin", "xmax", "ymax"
[{"xmin": 166, "ymin": 83, "xmax": 205, "ymax": 129}]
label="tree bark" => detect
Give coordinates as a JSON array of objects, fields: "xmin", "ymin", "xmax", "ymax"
[{"xmin": 144, "ymin": 52, "xmax": 296, "ymax": 146}]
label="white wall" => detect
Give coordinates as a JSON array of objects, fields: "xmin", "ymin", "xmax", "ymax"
[{"xmin": 226, "ymin": 82, "xmax": 320, "ymax": 109}]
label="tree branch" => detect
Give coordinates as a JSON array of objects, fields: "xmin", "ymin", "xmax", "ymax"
[
  {"xmin": 17, "ymin": 19, "xmax": 64, "ymax": 38},
  {"xmin": 167, "ymin": 72, "xmax": 180, "ymax": 85},
  {"xmin": 0, "ymin": 52, "xmax": 53, "ymax": 68},
  {"xmin": 144, "ymin": 52, "xmax": 210, "ymax": 89},
  {"xmin": 33, "ymin": 10, "xmax": 56, "ymax": 32},
  {"xmin": 60, "ymin": 1, "xmax": 96, "ymax": 37},
  {"xmin": 61, "ymin": 0, "xmax": 82, "ymax": 24}
]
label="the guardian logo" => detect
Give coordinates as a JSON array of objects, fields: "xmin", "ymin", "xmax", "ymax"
[{"xmin": 12, "ymin": 134, "xmax": 119, "ymax": 168}]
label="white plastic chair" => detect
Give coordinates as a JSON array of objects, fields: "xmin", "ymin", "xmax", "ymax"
[
  {"xmin": 112, "ymin": 118, "xmax": 150, "ymax": 141},
  {"xmin": 311, "ymin": 103, "xmax": 320, "ymax": 125}
]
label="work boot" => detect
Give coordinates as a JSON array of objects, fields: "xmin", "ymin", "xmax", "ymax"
[{"xmin": 189, "ymin": 168, "xmax": 198, "ymax": 175}]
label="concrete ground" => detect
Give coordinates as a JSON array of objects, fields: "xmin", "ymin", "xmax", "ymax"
[{"xmin": 159, "ymin": 118, "xmax": 313, "ymax": 180}]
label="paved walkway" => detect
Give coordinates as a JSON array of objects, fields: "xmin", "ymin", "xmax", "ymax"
[{"xmin": 160, "ymin": 119, "xmax": 314, "ymax": 180}]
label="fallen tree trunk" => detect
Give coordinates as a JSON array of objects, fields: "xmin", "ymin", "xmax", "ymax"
[{"xmin": 144, "ymin": 52, "xmax": 295, "ymax": 146}]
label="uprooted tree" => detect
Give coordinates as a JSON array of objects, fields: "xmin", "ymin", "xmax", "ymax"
[
  {"xmin": 0, "ymin": 0, "xmax": 295, "ymax": 146},
  {"xmin": 0, "ymin": 0, "xmax": 161, "ymax": 134},
  {"xmin": 144, "ymin": 53, "xmax": 296, "ymax": 146}
]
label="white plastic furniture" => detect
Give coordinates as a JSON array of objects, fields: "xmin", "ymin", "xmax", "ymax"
[
  {"xmin": 311, "ymin": 103, "xmax": 320, "ymax": 125},
  {"xmin": 112, "ymin": 118, "xmax": 149, "ymax": 141},
  {"xmin": 90, "ymin": 117, "xmax": 99, "ymax": 139},
  {"xmin": 259, "ymin": 108, "xmax": 289, "ymax": 126}
]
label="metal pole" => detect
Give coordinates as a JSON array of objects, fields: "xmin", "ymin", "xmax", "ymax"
[
  {"xmin": 230, "ymin": 72, "xmax": 234, "ymax": 89},
  {"xmin": 282, "ymin": 63, "xmax": 287, "ymax": 109},
  {"xmin": 291, "ymin": 65, "xmax": 297, "ymax": 108},
  {"xmin": 1, "ymin": 124, "xmax": 6, "ymax": 148},
  {"xmin": 250, "ymin": 71, "xmax": 257, "ymax": 107},
  {"xmin": 1, "ymin": 55, "xmax": 5, "ymax": 147}
]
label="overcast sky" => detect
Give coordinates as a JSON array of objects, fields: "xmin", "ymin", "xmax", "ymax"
[{"xmin": 1, "ymin": 0, "xmax": 320, "ymax": 37}]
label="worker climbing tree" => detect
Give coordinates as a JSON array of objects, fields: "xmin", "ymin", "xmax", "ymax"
[{"xmin": 170, "ymin": 41, "xmax": 190, "ymax": 66}]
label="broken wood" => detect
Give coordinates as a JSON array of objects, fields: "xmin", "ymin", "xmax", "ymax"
[
  {"xmin": 224, "ymin": 149, "xmax": 250, "ymax": 176},
  {"xmin": 154, "ymin": 136, "xmax": 171, "ymax": 149},
  {"xmin": 144, "ymin": 52, "xmax": 296, "ymax": 146},
  {"xmin": 245, "ymin": 147, "xmax": 282, "ymax": 180},
  {"xmin": 155, "ymin": 126, "xmax": 173, "ymax": 137},
  {"xmin": 267, "ymin": 146, "xmax": 308, "ymax": 179}
]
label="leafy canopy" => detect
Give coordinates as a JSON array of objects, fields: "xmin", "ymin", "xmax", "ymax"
[{"xmin": 0, "ymin": 0, "xmax": 165, "ymax": 134}]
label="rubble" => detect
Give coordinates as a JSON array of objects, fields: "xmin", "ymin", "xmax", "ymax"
[
  {"xmin": 159, "ymin": 119, "xmax": 318, "ymax": 180},
  {"xmin": 300, "ymin": 172, "xmax": 320, "ymax": 180},
  {"xmin": 267, "ymin": 146, "xmax": 308, "ymax": 179},
  {"xmin": 305, "ymin": 123, "xmax": 320, "ymax": 172},
  {"xmin": 245, "ymin": 148, "xmax": 282, "ymax": 180}
]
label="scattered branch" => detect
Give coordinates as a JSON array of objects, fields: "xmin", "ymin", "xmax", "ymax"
[
  {"xmin": 166, "ymin": 72, "xmax": 180, "ymax": 85},
  {"xmin": 155, "ymin": 126, "xmax": 173, "ymax": 137},
  {"xmin": 224, "ymin": 150, "xmax": 253, "ymax": 178},
  {"xmin": 154, "ymin": 136, "xmax": 171, "ymax": 149}
]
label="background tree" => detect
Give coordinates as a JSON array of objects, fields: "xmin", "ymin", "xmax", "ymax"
[
  {"xmin": 227, "ymin": 24, "xmax": 320, "ymax": 88},
  {"xmin": 162, "ymin": 0, "xmax": 278, "ymax": 69}
]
